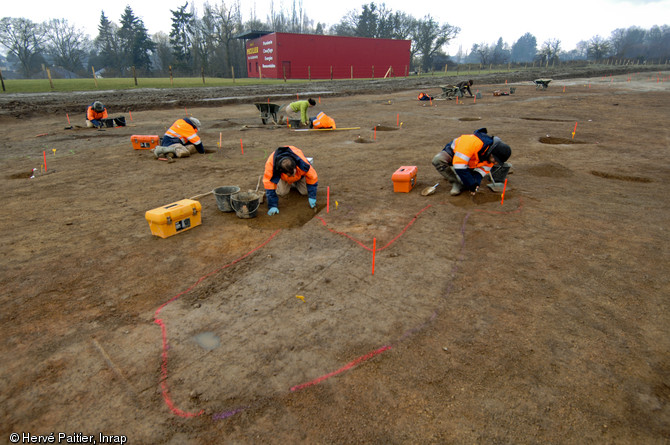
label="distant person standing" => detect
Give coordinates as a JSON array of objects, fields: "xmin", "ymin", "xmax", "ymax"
[{"xmin": 277, "ymin": 98, "xmax": 316, "ymax": 126}]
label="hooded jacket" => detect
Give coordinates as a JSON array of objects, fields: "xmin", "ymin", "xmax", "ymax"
[{"xmin": 263, "ymin": 146, "xmax": 318, "ymax": 209}]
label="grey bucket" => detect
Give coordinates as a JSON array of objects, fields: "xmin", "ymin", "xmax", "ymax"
[
  {"xmin": 230, "ymin": 191, "xmax": 261, "ymax": 219},
  {"xmin": 213, "ymin": 186, "xmax": 240, "ymax": 212}
]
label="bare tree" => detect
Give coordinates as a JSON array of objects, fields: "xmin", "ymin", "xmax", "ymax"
[
  {"xmin": 537, "ymin": 38, "xmax": 561, "ymax": 64},
  {"xmin": 44, "ymin": 18, "xmax": 89, "ymax": 74},
  {"xmin": 0, "ymin": 17, "xmax": 47, "ymax": 77},
  {"xmin": 411, "ymin": 15, "xmax": 459, "ymax": 72},
  {"xmin": 586, "ymin": 35, "xmax": 611, "ymax": 61}
]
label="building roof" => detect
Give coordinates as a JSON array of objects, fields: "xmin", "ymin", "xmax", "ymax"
[{"xmin": 234, "ymin": 30, "xmax": 274, "ymax": 40}]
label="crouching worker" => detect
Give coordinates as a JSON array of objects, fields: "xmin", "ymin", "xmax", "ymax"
[
  {"xmin": 153, "ymin": 117, "xmax": 204, "ymax": 159},
  {"xmin": 310, "ymin": 111, "xmax": 336, "ymax": 129},
  {"xmin": 432, "ymin": 127, "xmax": 511, "ymax": 196},
  {"xmin": 86, "ymin": 101, "xmax": 126, "ymax": 128},
  {"xmin": 263, "ymin": 146, "xmax": 318, "ymax": 215}
]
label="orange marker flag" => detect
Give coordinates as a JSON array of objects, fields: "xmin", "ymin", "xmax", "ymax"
[
  {"xmin": 501, "ymin": 179, "xmax": 507, "ymax": 205},
  {"xmin": 372, "ymin": 238, "xmax": 377, "ymax": 275},
  {"xmin": 240, "ymin": 139, "xmax": 244, "ymax": 154}
]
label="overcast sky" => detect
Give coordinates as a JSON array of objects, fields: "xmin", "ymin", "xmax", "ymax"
[{"xmin": 3, "ymin": 0, "xmax": 670, "ymax": 54}]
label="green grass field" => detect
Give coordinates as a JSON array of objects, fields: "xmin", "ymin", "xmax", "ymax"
[{"xmin": 0, "ymin": 76, "xmax": 318, "ymax": 94}]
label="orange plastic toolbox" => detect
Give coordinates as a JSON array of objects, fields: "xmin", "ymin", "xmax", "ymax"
[
  {"xmin": 145, "ymin": 199, "xmax": 202, "ymax": 238},
  {"xmin": 392, "ymin": 166, "xmax": 417, "ymax": 193},
  {"xmin": 131, "ymin": 134, "xmax": 160, "ymax": 150}
]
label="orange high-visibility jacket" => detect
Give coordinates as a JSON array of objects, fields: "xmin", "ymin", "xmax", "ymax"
[
  {"xmin": 451, "ymin": 134, "xmax": 495, "ymax": 177},
  {"xmin": 87, "ymin": 105, "xmax": 108, "ymax": 121},
  {"xmin": 312, "ymin": 111, "xmax": 336, "ymax": 129},
  {"xmin": 164, "ymin": 119, "xmax": 201, "ymax": 146},
  {"xmin": 263, "ymin": 146, "xmax": 318, "ymax": 191}
]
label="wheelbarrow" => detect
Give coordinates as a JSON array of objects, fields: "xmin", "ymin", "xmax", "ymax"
[
  {"xmin": 438, "ymin": 84, "xmax": 464, "ymax": 99},
  {"xmin": 254, "ymin": 102, "xmax": 281, "ymax": 124},
  {"xmin": 534, "ymin": 79, "xmax": 552, "ymax": 90}
]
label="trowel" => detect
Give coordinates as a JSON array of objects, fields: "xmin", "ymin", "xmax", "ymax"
[{"xmin": 421, "ymin": 182, "xmax": 440, "ymax": 196}]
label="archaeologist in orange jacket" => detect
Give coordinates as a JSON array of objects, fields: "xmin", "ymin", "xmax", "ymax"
[
  {"xmin": 431, "ymin": 128, "xmax": 511, "ymax": 195},
  {"xmin": 263, "ymin": 146, "xmax": 318, "ymax": 215},
  {"xmin": 86, "ymin": 101, "xmax": 108, "ymax": 128},
  {"xmin": 153, "ymin": 117, "xmax": 204, "ymax": 159},
  {"xmin": 310, "ymin": 111, "xmax": 336, "ymax": 129}
]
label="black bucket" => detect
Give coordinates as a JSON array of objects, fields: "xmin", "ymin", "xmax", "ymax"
[
  {"xmin": 491, "ymin": 163, "xmax": 511, "ymax": 182},
  {"xmin": 230, "ymin": 191, "xmax": 261, "ymax": 219},
  {"xmin": 288, "ymin": 118, "xmax": 301, "ymax": 128},
  {"xmin": 213, "ymin": 186, "xmax": 240, "ymax": 212}
]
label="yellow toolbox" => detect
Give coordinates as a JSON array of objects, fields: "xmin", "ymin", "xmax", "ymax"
[
  {"xmin": 392, "ymin": 166, "xmax": 417, "ymax": 193},
  {"xmin": 145, "ymin": 199, "xmax": 202, "ymax": 238},
  {"xmin": 131, "ymin": 134, "xmax": 160, "ymax": 150}
]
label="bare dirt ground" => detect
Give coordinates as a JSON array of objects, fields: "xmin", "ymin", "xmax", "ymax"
[{"xmin": 1, "ymin": 67, "xmax": 669, "ymax": 444}]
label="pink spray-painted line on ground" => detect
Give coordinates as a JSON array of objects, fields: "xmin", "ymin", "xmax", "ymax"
[
  {"xmin": 315, "ymin": 204, "xmax": 433, "ymax": 252},
  {"xmin": 290, "ymin": 345, "xmax": 393, "ymax": 392},
  {"xmin": 165, "ymin": 198, "xmax": 524, "ymax": 420},
  {"xmin": 153, "ymin": 229, "xmax": 281, "ymax": 418}
]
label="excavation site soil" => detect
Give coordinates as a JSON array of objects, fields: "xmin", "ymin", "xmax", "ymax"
[{"xmin": 1, "ymin": 67, "xmax": 668, "ymax": 444}]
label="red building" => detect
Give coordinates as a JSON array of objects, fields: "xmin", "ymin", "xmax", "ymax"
[{"xmin": 243, "ymin": 32, "xmax": 411, "ymax": 80}]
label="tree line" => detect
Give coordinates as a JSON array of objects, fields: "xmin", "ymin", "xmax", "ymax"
[{"xmin": 0, "ymin": 1, "xmax": 668, "ymax": 79}]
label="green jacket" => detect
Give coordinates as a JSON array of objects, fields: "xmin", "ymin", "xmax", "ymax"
[{"xmin": 289, "ymin": 100, "xmax": 311, "ymax": 124}]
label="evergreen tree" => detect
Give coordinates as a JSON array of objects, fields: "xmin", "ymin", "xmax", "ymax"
[
  {"xmin": 118, "ymin": 6, "xmax": 155, "ymax": 74},
  {"xmin": 169, "ymin": 2, "xmax": 194, "ymax": 73},
  {"xmin": 511, "ymin": 33, "xmax": 537, "ymax": 63}
]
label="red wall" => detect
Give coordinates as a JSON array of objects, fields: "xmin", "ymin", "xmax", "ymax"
[{"xmin": 246, "ymin": 33, "xmax": 411, "ymax": 79}]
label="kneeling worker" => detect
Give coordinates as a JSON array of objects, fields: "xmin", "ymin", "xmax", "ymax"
[
  {"xmin": 86, "ymin": 101, "xmax": 108, "ymax": 128},
  {"xmin": 310, "ymin": 111, "xmax": 336, "ymax": 129},
  {"xmin": 263, "ymin": 146, "xmax": 318, "ymax": 215},
  {"xmin": 154, "ymin": 117, "xmax": 204, "ymax": 159},
  {"xmin": 432, "ymin": 127, "xmax": 511, "ymax": 196}
]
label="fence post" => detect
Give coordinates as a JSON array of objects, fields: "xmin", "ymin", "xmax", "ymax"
[
  {"xmin": 132, "ymin": 66, "xmax": 138, "ymax": 86},
  {"xmin": 308, "ymin": 66, "xmax": 311, "ymax": 81},
  {"xmin": 169, "ymin": 66, "xmax": 173, "ymax": 86},
  {"xmin": 201, "ymin": 66, "xmax": 205, "ymax": 84},
  {"xmin": 372, "ymin": 65, "xmax": 374, "ymax": 78},
  {"xmin": 330, "ymin": 65, "xmax": 333, "ymax": 80},
  {"xmin": 0, "ymin": 68, "xmax": 5, "ymax": 92},
  {"xmin": 351, "ymin": 65, "xmax": 353, "ymax": 79},
  {"xmin": 231, "ymin": 66, "xmax": 235, "ymax": 83},
  {"xmin": 91, "ymin": 66, "xmax": 98, "ymax": 88},
  {"xmin": 46, "ymin": 68, "xmax": 54, "ymax": 90}
]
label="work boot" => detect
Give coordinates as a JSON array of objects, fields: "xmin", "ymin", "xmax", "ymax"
[{"xmin": 450, "ymin": 182, "xmax": 462, "ymax": 196}]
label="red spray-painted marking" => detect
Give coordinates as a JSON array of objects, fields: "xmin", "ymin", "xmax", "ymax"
[
  {"xmin": 315, "ymin": 204, "xmax": 432, "ymax": 252},
  {"xmin": 153, "ymin": 230, "xmax": 281, "ymax": 417},
  {"xmin": 290, "ymin": 345, "xmax": 392, "ymax": 392}
]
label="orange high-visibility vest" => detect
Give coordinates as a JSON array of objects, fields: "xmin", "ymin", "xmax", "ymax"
[
  {"xmin": 451, "ymin": 135, "xmax": 494, "ymax": 177},
  {"xmin": 165, "ymin": 119, "xmax": 201, "ymax": 145},
  {"xmin": 312, "ymin": 111, "xmax": 336, "ymax": 129}
]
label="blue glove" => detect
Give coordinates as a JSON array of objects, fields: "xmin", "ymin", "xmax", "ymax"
[
  {"xmin": 267, "ymin": 207, "xmax": 279, "ymax": 216},
  {"xmin": 308, "ymin": 198, "xmax": 317, "ymax": 208}
]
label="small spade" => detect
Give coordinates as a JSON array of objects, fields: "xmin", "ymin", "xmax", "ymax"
[{"xmin": 421, "ymin": 183, "xmax": 439, "ymax": 196}]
